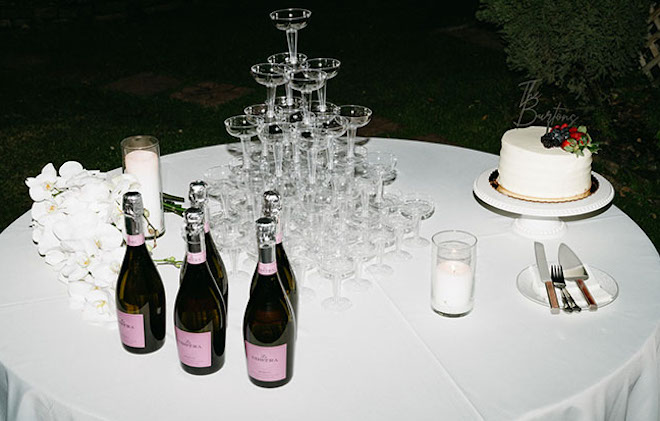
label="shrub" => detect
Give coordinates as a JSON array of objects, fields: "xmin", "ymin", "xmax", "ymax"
[{"xmin": 478, "ymin": 0, "xmax": 651, "ymax": 101}]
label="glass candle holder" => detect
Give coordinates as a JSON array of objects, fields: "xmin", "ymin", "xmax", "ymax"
[
  {"xmin": 431, "ymin": 230, "xmax": 477, "ymax": 317},
  {"xmin": 121, "ymin": 135, "xmax": 165, "ymax": 238}
]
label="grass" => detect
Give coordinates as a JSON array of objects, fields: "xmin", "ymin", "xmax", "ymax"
[{"xmin": 1, "ymin": 2, "xmax": 658, "ymax": 249}]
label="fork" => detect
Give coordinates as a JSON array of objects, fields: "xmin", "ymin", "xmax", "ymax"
[{"xmin": 551, "ymin": 265, "xmax": 581, "ymax": 313}]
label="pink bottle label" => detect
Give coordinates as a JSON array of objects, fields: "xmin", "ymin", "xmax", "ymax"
[
  {"xmin": 126, "ymin": 234, "xmax": 145, "ymax": 246},
  {"xmin": 175, "ymin": 327, "xmax": 211, "ymax": 368},
  {"xmin": 245, "ymin": 341, "xmax": 287, "ymax": 382},
  {"xmin": 204, "ymin": 221, "xmax": 210, "ymax": 233},
  {"xmin": 187, "ymin": 251, "xmax": 207, "ymax": 264},
  {"xmin": 258, "ymin": 262, "xmax": 277, "ymax": 275},
  {"xmin": 117, "ymin": 311, "xmax": 145, "ymax": 348}
]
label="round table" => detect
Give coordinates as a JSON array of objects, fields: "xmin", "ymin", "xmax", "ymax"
[{"xmin": 1, "ymin": 138, "xmax": 659, "ymax": 421}]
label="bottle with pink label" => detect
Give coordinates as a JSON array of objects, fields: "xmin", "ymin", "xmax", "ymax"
[
  {"xmin": 260, "ymin": 190, "xmax": 298, "ymax": 317},
  {"xmin": 243, "ymin": 217, "xmax": 296, "ymax": 388},
  {"xmin": 185, "ymin": 180, "xmax": 228, "ymax": 313},
  {"xmin": 115, "ymin": 192, "xmax": 166, "ymax": 354},
  {"xmin": 174, "ymin": 207, "xmax": 227, "ymax": 375}
]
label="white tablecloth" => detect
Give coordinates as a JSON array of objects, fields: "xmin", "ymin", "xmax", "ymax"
[{"xmin": 1, "ymin": 138, "xmax": 659, "ymax": 421}]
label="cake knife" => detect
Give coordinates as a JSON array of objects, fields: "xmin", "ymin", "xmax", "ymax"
[
  {"xmin": 559, "ymin": 243, "xmax": 597, "ymax": 311},
  {"xmin": 534, "ymin": 242, "xmax": 559, "ymax": 314}
]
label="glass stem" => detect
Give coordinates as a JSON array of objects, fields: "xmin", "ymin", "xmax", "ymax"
[
  {"xmin": 376, "ymin": 240, "xmax": 384, "ymax": 265},
  {"xmin": 273, "ymin": 143, "xmax": 284, "ymax": 178},
  {"xmin": 285, "ymin": 83, "xmax": 293, "ymax": 106},
  {"xmin": 230, "ymin": 247, "xmax": 240, "ymax": 274},
  {"xmin": 286, "ymin": 29, "xmax": 298, "ymax": 63},
  {"xmin": 360, "ymin": 187, "xmax": 369, "ymax": 217},
  {"xmin": 413, "ymin": 214, "xmax": 422, "ymax": 240},
  {"xmin": 375, "ymin": 172, "xmax": 384, "ymax": 204},
  {"xmin": 355, "ymin": 258, "xmax": 363, "ymax": 280},
  {"xmin": 303, "ymin": 92, "xmax": 312, "ymax": 123},
  {"xmin": 327, "ymin": 141, "xmax": 334, "ymax": 171},
  {"xmin": 395, "ymin": 228, "xmax": 403, "ymax": 253},
  {"xmin": 240, "ymin": 136, "xmax": 251, "ymax": 170},
  {"xmin": 317, "ymin": 84, "xmax": 327, "ymax": 112},
  {"xmin": 308, "ymin": 148, "xmax": 317, "ymax": 185},
  {"xmin": 266, "ymin": 86, "xmax": 276, "ymax": 118},
  {"xmin": 347, "ymin": 127, "xmax": 357, "ymax": 159},
  {"xmin": 332, "ymin": 274, "xmax": 341, "ymax": 300}
]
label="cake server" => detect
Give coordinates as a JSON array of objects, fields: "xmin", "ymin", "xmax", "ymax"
[
  {"xmin": 559, "ymin": 243, "xmax": 597, "ymax": 311},
  {"xmin": 534, "ymin": 242, "xmax": 559, "ymax": 314}
]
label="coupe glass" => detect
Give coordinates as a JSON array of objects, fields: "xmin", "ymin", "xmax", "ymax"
[
  {"xmin": 320, "ymin": 253, "xmax": 354, "ymax": 312},
  {"xmin": 269, "ymin": 8, "xmax": 312, "ymax": 67},
  {"xmin": 291, "ymin": 252, "xmax": 316, "ymax": 302},
  {"xmin": 212, "ymin": 216, "xmax": 251, "ymax": 283},
  {"xmin": 401, "ymin": 193, "xmax": 436, "ymax": 248},
  {"xmin": 384, "ymin": 212, "xmax": 413, "ymax": 261},
  {"xmin": 268, "ymin": 52, "xmax": 308, "ymax": 66},
  {"xmin": 367, "ymin": 228, "xmax": 394, "ymax": 278},
  {"xmin": 224, "ymin": 115, "xmax": 259, "ymax": 172},
  {"xmin": 250, "ymin": 63, "xmax": 289, "ymax": 119},
  {"xmin": 203, "ymin": 165, "xmax": 236, "ymax": 217},
  {"xmin": 289, "ymin": 69, "xmax": 327, "ymax": 123},
  {"xmin": 303, "ymin": 58, "xmax": 341, "ymax": 113},
  {"xmin": 344, "ymin": 241, "xmax": 376, "ymax": 292},
  {"xmin": 339, "ymin": 105, "xmax": 372, "ymax": 160},
  {"xmin": 364, "ymin": 151, "xmax": 397, "ymax": 210}
]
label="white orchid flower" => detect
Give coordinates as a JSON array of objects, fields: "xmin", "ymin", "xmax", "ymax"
[
  {"xmin": 58, "ymin": 250, "xmax": 94, "ymax": 283},
  {"xmin": 25, "ymin": 163, "xmax": 58, "ymax": 202},
  {"xmin": 81, "ymin": 288, "xmax": 116, "ymax": 323},
  {"xmin": 31, "ymin": 199, "xmax": 63, "ymax": 225},
  {"xmin": 31, "ymin": 222, "xmax": 44, "ymax": 243},
  {"xmin": 68, "ymin": 280, "xmax": 94, "ymax": 309},
  {"xmin": 110, "ymin": 173, "xmax": 140, "ymax": 199},
  {"xmin": 44, "ymin": 249, "xmax": 67, "ymax": 270},
  {"xmin": 37, "ymin": 214, "xmax": 66, "ymax": 256},
  {"xmin": 53, "ymin": 209, "xmax": 100, "ymax": 255},
  {"xmin": 93, "ymin": 223, "xmax": 123, "ymax": 251},
  {"xmin": 88, "ymin": 248, "xmax": 124, "ymax": 288},
  {"xmin": 58, "ymin": 161, "xmax": 84, "ymax": 180}
]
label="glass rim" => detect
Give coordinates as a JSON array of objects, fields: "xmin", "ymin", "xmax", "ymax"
[
  {"xmin": 431, "ymin": 230, "xmax": 477, "ymax": 249},
  {"xmin": 120, "ymin": 135, "xmax": 159, "ymax": 151},
  {"xmin": 269, "ymin": 8, "xmax": 312, "ymax": 19}
]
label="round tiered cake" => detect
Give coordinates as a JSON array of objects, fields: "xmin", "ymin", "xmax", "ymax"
[{"xmin": 497, "ymin": 126, "xmax": 593, "ymax": 202}]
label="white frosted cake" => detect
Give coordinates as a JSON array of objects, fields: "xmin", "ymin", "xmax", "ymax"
[{"xmin": 497, "ymin": 126, "xmax": 592, "ymax": 202}]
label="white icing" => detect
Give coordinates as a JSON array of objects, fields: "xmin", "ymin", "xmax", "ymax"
[{"xmin": 498, "ymin": 127, "xmax": 592, "ymax": 199}]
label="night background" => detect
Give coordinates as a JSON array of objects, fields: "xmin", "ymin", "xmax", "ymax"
[{"xmin": 1, "ymin": 0, "xmax": 658, "ymax": 247}]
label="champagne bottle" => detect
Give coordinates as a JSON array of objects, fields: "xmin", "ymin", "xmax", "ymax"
[
  {"xmin": 115, "ymin": 192, "xmax": 166, "ymax": 354},
  {"xmin": 174, "ymin": 208, "xmax": 227, "ymax": 375},
  {"xmin": 186, "ymin": 180, "xmax": 229, "ymax": 311},
  {"xmin": 243, "ymin": 217, "xmax": 296, "ymax": 388},
  {"xmin": 260, "ymin": 190, "xmax": 298, "ymax": 316}
]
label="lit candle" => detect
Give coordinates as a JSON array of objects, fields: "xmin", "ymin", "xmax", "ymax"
[
  {"xmin": 432, "ymin": 260, "xmax": 473, "ymax": 315},
  {"xmin": 124, "ymin": 149, "xmax": 164, "ymax": 236}
]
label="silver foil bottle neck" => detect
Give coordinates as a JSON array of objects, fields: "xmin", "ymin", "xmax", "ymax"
[
  {"xmin": 188, "ymin": 180, "xmax": 208, "ymax": 207},
  {"xmin": 263, "ymin": 190, "xmax": 282, "ymax": 217},
  {"xmin": 122, "ymin": 191, "xmax": 143, "ymax": 235},
  {"xmin": 183, "ymin": 207, "xmax": 205, "ymax": 254},
  {"xmin": 256, "ymin": 217, "xmax": 276, "ymax": 264}
]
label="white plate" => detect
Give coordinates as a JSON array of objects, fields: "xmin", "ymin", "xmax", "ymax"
[{"xmin": 516, "ymin": 264, "xmax": 619, "ymax": 310}]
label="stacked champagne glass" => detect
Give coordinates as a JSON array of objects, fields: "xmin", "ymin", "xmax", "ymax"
[{"xmin": 210, "ymin": 8, "xmax": 435, "ymax": 312}]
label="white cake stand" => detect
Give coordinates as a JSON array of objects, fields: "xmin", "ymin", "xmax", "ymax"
[{"xmin": 473, "ymin": 168, "xmax": 615, "ymax": 239}]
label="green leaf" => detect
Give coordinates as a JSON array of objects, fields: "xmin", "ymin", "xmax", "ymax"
[{"xmin": 577, "ymin": 125, "xmax": 587, "ymax": 134}]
